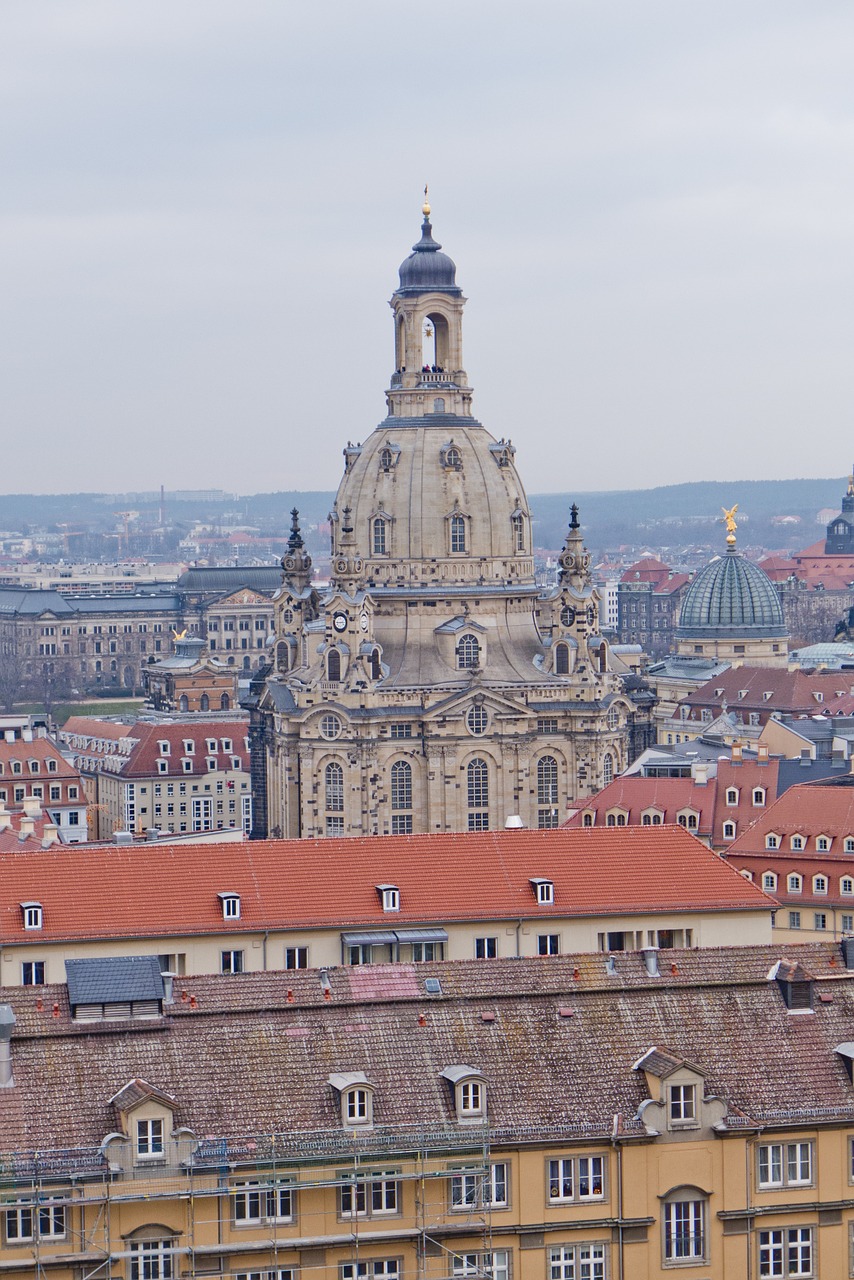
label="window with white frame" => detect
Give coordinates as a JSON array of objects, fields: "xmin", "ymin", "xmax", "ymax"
[
  {"xmin": 791, "ymin": 835, "xmax": 804, "ymax": 850},
  {"xmin": 762, "ymin": 873, "xmax": 778, "ymax": 892},
  {"xmin": 813, "ymin": 875, "xmax": 828, "ymax": 895},
  {"xmin": 663, "ymin": 1194, "xmax": 706, "ymax": 1263},
  {"xmin": 757, "ymin": 1226, "xmax": 813, "ymax": 1277},
  {"xmin": 788, "ymin": 873, "xmax": 802, "ymax": 893},
  {"xmin": 21, "ymin": 903, "xmax": 42, "ymax": 930},
  {"xmin": 538, "ymin": 934, "xmax": 560, "ymax": 955},
  {"xmin": 220, "ymin": 893, "xmax": 240, "ymax": 920},
  {"xmin": 157, "ymin": 759, "xmax": 168, "ymax": 774},
  {"xmin": 467, "ymin": 758, "xmax": 489, "ymax": 831},
  {"xmin": 345, "ymin": 1087, "xmax": 372, "ymax": 1126},
  {"xmin": 452, "ymin": 1251, "xmax": 509, "ymax": 1280},
  {"xmin": 816, "ymin": 836, "xmax": 831, "ymax": 852},
  {"xmin": 129, "ymin": 1239, "xmax": 175, "ymax": 1280},
  {"xmin": 5, "ymin": 1201, "xmax": 66, "ymax": 1243},
  {"xmin": 340, "ymin": 1170, "xmax": 399, "ymax": 1218},
  {"xmin": 789, "ymin": 912, "xmax": 801, "ymax": 929},
  {"xmin": 668, "ymin": 1083, "xmax": 697, "ymax": 1126},
  {"xmin": 549, "ymin": 1244, "xmax": 606, "ymax": 1280},
  {"xmin": 547, "ymin": 1155, "xmax": 605, "ymax": 1203},
  {"xmin": 379, "ymin": 884, "xmax": 400, "ymax": 912},
  {"xmin": 815, "ymin": 912, "xmax": 828, "ymax": 930},
  {"xmin": 135, "ymin": 1118, "xmax": 164, "ymax": 1160},
  {"xmin": 722, "ymin": 821, "xmax": 736, "ymax": 841},
  {"xmin": 726, "ymin": 787, "xmax": 739, "ymax": 805},
  {"xmin": 757, "ymin": 1142, "xmax": 812, "ymax": 1189},
  {"xmin": 221, "ymin": 949, "xmax": 244, "ymax": 974},
  {"xmin": 475, "ymin": 936, "xmax": 497, "ymax": 959},
  {"xmin": 532, "ymin": 878, "xmax": 554, "ymax": 905},
  {"xmin": 450, "ymin": 1162, "xmax": 508, "ymax": 1210},
  {"xmin": 753, "ymin": 787, "xmax": 766, "ymax": 806},
  {"xmin": 842, "ymin": 878, "xmax": 854, "ymax": 896},
  {"xmin": 341, "ymin": 1260, "xmax": 399, "ymax": 1280},
  {"xmin": 459, "ymin": 1079, "xmax": 485, "ymax": 1117},
  {"xmin": 766, "ymin": 834, "xmax": 779, "ymax": 849},
  {"xmin": 233, "ymin": 1180, "xmax": 294, "ymax": 1224},
  {"xmin": 285, "ymin": 946, "xmax": 308, "ymax": 969},
  {"xmin": 846, "ymin": 837, "xmax": 854, "ymax": 853}
]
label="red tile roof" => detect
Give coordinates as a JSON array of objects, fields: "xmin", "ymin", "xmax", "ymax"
[
  {"xmin": 60, "ymin": 718, "xmax": 249, "ymax": 779},
  {"xmin": 685, "ymin": 668, "xmax": 854, "ymax": 717},
  {"xmin": 0, "ymin": 827, "xmax": 773, "ymax": 946},
  {"xmin": 0, "ymin": 736, "xmax": 79, "ymax": 779},
  {"xmin": 727, "ymin": 784, "xmax": 854, "ymax": 855},
  {"xmin": 565, "ymin": 777, "xmax": 716, "ymax": 836}
]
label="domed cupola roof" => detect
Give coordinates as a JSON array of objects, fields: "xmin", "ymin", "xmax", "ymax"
[
  {"xmin": 396, "ymin": 195, "xmax": 462, "ymax": 297},
  {"xmin": 676, "ymin": 547, "xmax": 786, "ymax": 640}
]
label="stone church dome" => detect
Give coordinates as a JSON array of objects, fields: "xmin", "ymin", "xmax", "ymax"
[{"xmin": 676, "ymin": 548, "xmax": 785, "ymax": 639}]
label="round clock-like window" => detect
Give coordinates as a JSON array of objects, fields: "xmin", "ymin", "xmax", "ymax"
[
  {"xmin": 320, "ymin": 714, "xmax": 343, "ymax": 740},
  {"xmin": 560, "ymin": 606, "xmax": 575, "ymax": 627},
  {"xmin": 332, "ymin": 612, "xmax": 348, "ymax": 633},
  {"xmin": 466, "ymin": 705, "xmax": 489, "ymax": 736}
]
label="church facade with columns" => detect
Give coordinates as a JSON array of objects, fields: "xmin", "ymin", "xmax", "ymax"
[{"xmin": 246, "ymin": 203, "xmax": 636, "ymax": 838}]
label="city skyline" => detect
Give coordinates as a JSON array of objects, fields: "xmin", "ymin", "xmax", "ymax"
[{"xmin": 2, "ymin": 1, "xmax": 853, "ymax": 495}]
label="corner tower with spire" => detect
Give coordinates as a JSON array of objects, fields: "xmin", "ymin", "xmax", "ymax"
[{"xmin": 248, "ymin": 199, "xmax": 638, "ymax": 840}]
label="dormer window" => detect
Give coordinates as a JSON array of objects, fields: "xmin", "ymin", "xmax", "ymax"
[
  {"xmin": 722, "ymin": 821, "xmax": 736, "ymax": 841},
  {"xmin": 753, "ymin": 788, "xmax": 766, "ymax": 806},
  {"xmin": 183, "ymin": 740, "xmax": 194, "ymax": 755},
  {"xmin": 441, "ymin": 1066, "xmax": 487, "ymax": 1122},
  {"xmin": 813, "ymin": 875, "xmax": 828, "ymax": 895},
  {"xmin": 668, "ymin": 1083, "xmax": 697, "ymax": 1126},
  {"xmin": 329, "ymin": 1073, "xmax": 374, "ymax": 1128},
  {"xmin": 21, "ymin": 901, "xmax": 42, "ymax": 930},
  {"xmin": 158, "ymin": 741, "xmax": 170, "ymax": 756},
  {"xmin": 791, "ymin": 835, "xmax": 804, "ymax": 851},
  {"xmin": 182, "ymin": 758, "xmax": 193, "ymax": 773},
  {"xmin": 762, "ymin": 872, "xmax": 777, "ymax": 892},
  {"xmin": 378, "ymin": 884, "xmax": 400, "ymax": 912},
  {"xmin": 531, "ymin": 878, "xmax": 554, "ymax": 905},
  {"xmin": 219, "ymin": 893, "xmax": 240, "ymax": 920},
  {"xmin": 157, "ymin": 759, "xmax": 168, "ymax": 774},
  {"xmin": 816, "ymin": 836, "xmax": 831, "ymax": 852},
  {"xmin": 766, "ymin": 834, "xmax": 779, "ymax": 850},
  {"xmin": 788, "ymin": 873, "xmax": 802, "ymax": 893},
  {"xmin": 136, "ymin": 1117, "xmax": 164, "ymax": 1161},
  {"xmin": 725, "ymin": 788, "xmax": 739, "ymax": 806}
]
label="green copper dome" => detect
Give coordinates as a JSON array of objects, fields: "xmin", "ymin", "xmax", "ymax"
[{"xmin": 676, "ymin": 548, "xmax": 786, "ymax": 640}]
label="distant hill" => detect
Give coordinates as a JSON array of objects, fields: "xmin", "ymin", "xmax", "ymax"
[{"xmin": 0, "ymin": 478, "xmax": 843, "ymax": 560}]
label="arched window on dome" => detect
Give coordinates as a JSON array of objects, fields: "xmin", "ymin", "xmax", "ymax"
[
  {"xmin": 324, "ymin": 762, "xmax": 344, "ymax": 836},
  {"xmin": 373, "ymin": 517, "xmax": 387, "ymax": 556},
  {"xmin": 379, "ymin": 447, "xmax": 394, "ymax": 471},
  {"xmin": 369, "ymin": 648, "xmax": 382, "ymax": 680},
  {"xmin": 327, "ymin": 649, "xmax": 341, "ymax": 683},
  {"xmin": 555, "ymin": 643, "xmax": 570, "ymax": 675},
  {"xmin": 467, "ymin": 758, "xmax": 489, "ymax": 831},
  {"xmin": 450, "ymin": 513, "xmax": 466, "ymax": 553},
  {"xmin": 537, "ymin": 756, "xmax": 559, "ymax": 829},
  {"xmin": 390, "ymin": 760, "xmax": 413, "ymax": 834},
  {"xmin": 276, "ymin": 640, "xmax": 289, "ymax": 674},
  {"xmin": 603, "ymin": 753, "xmax": 614, "ymax": 785},
  {"xmin": 511, "ymin": 512, "xmax": 525, "ymax": 552},
  {"xmin": 457, "ymin": 634, "xmax": 480, "ymax": 670}
]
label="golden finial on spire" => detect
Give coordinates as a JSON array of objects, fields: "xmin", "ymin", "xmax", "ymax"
[
  {"xmin": 721, "ymin": 504, "xmax": 739, "ymax": 546},
  {"xmin": 847, "ymin": 473, "xmax": 853, "ymax": 497},
  {"xmin": 422, "ymin": 184, "xmax": 430, "ymax": 218}
]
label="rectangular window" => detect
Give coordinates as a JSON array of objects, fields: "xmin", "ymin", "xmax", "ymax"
[
  {"xmin": 789, "ymin": 912, "xmax": 801, "ymax": 930},
  {"xmin": 389, "ymin": 723, "xmax": 412, "ymax": 738},
  {"xmin": 233, "ymin": 1181, "xmax": 294, "ymax": 1224},
  {"xmin": 814, "ymin": 913, "xmax": 828, "ymax": 931},
  {"xmin": 129, "ymin": 1240, "xmax": 173, "ymax": 1280},
  {"xmin": 538, "ymin": 935, "xmax": 560, "ymax": 955},
  {"xmin": 22, "ymin": 960, "xmax": 45, "ymax": 985},
  {"xmin": 668, "ymin": 1083, "xmax": 696, "ymax": 1125},
  {"xmin": 758, "ymin": 1226, "xmax": 812, "ymax": 1277},
  {"xmin": 136, "ymin": 1117, "xmax": 164, "ymax": 1159},
  {"xmin": 5, "ymin": 1201, "xmax": 66, "ymax": 1242},
  {"xmin": 452, "ymin": 1251, "xmax": 509, "ymax": 1280},
  {"xmin": 341, "ymin": 1263, "xmax": 399, "ymax": 1280},
  {"xmin": 340, "ymin": 1171, "xmax": 399, "ymax": 1218},
  {"xmin": 221, "ymin": 950, "xmax": 244, "ymax": 974},
  {"xmin": 664, "ymin": 1199, "xmax": 705, "ymax": 1261},
  {"xmin": 475, "ymin": 937, "xmax": 497, "ymax": 959},
  {"xmin": 547, "ymin": 1156, "xmax": 605, "ymax": 1204},
  {"xmin": 758, "ymin": 1142, "xmax": 812, "ymax": 1189},
  {"xmin": 450, "ymin": 1162, "xmax": 508, "ymax": 1210},
  {"xmin": 549, "ymin": 1244, "xmax": 606, "ymax": 1280},
  {"xmin": 285, "ymin": 946, "xmax": 308, "ymax": 970},
  {"xmin": 391, "ymin": 813, "xmax": 413, "ymax": 834}
]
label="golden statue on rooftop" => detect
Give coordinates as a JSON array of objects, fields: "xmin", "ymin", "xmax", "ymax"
[
  {"xmin": 172, "ymin": 628, "xmax": 187, "ymax": 641},
  {"xmin": 721, "ymin": 504, "xmax": 738, "ymax": 546},
  {"xmin": 422, "ymin": 184, "xmax": 430, "ymax": 218}
]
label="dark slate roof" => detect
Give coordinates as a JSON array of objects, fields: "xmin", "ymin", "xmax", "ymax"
[
  {"xmin": 65, "ymin": 955, "xmax": 164, "ymax": 1006},
  {"xmin": 0, "ymin": 589, "xmax": 75, "ymax": 616},
  {"xmin": 176, "ymin": 567, "xmax": 282, "ymax": 594},
  {"xmin": 396, "ymin": 214, "xmax": 462, "ymax": 297},
  {"xmin": 72, "ymin": 594, "xmax": 181, "ymax": 614}
]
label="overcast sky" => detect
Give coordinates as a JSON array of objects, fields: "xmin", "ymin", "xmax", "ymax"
[{"xmin": 2, "ymin": 1, "xmax": 853, "ymax": 497}]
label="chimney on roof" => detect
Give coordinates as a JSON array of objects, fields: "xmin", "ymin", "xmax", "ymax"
[
  {"xmin": 757, "ymin": 743, "xmax": 769, "ymax": 765},
  {"xmin": 800, "ymin": 749, "xmax": 811, "ymax": 767},
  {"xmin": 113, "ymin": 830, "xmax": 133, "ymax": 845},
  {"xmin": 642, "ymin": 947, "xmax": 660, "ymax": 977},
  {"xmin": 145, "ymin": 827, "xmax": 161, "ymax": 841},
  {"xmin": 21, "ymin": 728, "xmax": 33, "ymax": 743},
  {"xmin": 832, "ymin": 749, "xmax": 846, "ymax": 770},
  {"xmin": 843, "ymin": 939, "xmax": 854, "ymax": 970},
  {"xmin": 41, "ymin": 824, "xmax": 59, "ymax": 848},
  {"xmin": 0, "ymin": 1005, "xmax": 15, "ymax": 1088},
  {"xmin": 0, "ymin": 806, "xmax": 9, "ymax": 834},
  {"xmin": 504, "ymin": 815, "xmax": 524, "ymax": 829},
  {"xmin": 4, "ymin": 731, "xmax": 13, "ymax": 743},
  {"xmin": 691, "ymin": 760, "xmax": 708, "ymax": 786},
  {"xmin": 22, "ymin": 797, "xmax": 41, "ymax": 819},
  {"xmin": 18, "ymin": 817, "xmax": 35, "ymax": 840},
  {"xmin": 161, "ymin": 972, "xmax": 175, "ymax": 1004},
  {"xmin": 731, "ymin": 743, "xmax": 743, "ymax": 765}
]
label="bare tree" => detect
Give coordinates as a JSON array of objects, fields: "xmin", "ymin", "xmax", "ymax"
[{"xmin": 0, "ymin": 641, "xmax": 25, "ymax": 713}]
